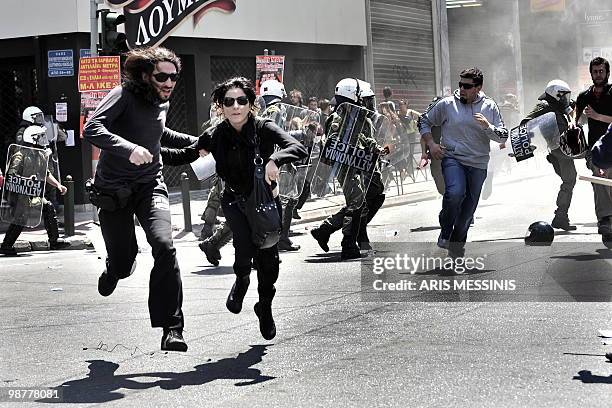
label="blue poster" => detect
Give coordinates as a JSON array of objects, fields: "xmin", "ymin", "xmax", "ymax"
[
  {"xmin": 80, "ymin": 49, "xmax": 92, "ymax": 59},
  {"xmin": 48, "ymin": 49, "xmax": 74, "ymax": 77}
]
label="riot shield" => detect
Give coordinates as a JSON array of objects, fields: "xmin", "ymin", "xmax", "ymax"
[
  {"xmin": 509, "ymin": 112, "xmax": 560, "ymax": 162},
  {"xmin": 262, "ymin": 103, "xmax": 321, "ymax": 199},
  {"xmin": 0, "ymin": 144, "xmax": 49, "ymax": 227},
  {"xmin": 308, "ymin": 103, "xmax": 388, "ymax": 207}
]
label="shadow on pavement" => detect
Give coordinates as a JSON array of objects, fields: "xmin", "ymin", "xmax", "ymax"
[
  {"xmin": 39, "ymin": 345, "xmax": 274, "ymax": 404},
  {"xmin": 410, "ymin": 225, "xmax": 441, "ymax": 233},
  {"xmin": 191, "ymin": 266, "xmax": 235, "ymax": 276},
  {"xmin": 572, "ymin": 370, "xmax": 612, "ymax": 384}
]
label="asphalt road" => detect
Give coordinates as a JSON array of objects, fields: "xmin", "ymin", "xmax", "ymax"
[{"xmin": 1, "ymin": 165, "xmax": 611, "ymax": 407}]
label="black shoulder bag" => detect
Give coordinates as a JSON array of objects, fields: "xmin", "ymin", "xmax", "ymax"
[{"xmin": 243, "ymin": 130, "xmax": 281, "ymax": 249}]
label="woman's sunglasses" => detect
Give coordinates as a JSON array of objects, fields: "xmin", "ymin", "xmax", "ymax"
[
  {"xmin": 152, "ymin": 72, "xmax": 179, "ymax": 83},
  {"xmin": 223, "ymin": 96, "xmax": 249, "ymax": 107}
]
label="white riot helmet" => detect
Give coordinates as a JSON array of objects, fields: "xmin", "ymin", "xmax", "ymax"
[
  {"xmin": 260, "ymin": 79, "xmax": 286, "ymax": 99},
  {"xmin": 358, "ymin": 80, "xmax": 375, "ymax": 98},
  {"xmin": 540, "ymin": 80, "xmax": 572, "ymax": 112},
  {"xmin": 22, "ymin": 106, "xmax": 44, "ymax": 124},
  {"xmin": 334, "ymin": 78, "xmax": 360, "ymax": 103},
  {"xmin": 22, "ymin": 125, "xmax": 48, "ymax": 146}
]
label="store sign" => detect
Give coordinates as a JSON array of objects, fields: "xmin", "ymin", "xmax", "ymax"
[
  {"xmin": 255, "ymin": 55, "xmax": 285, "ymax": 95},
  {"xmin": 530, "ymin": 0, "xmax": 565, "ymax": 12},
  {"xmin": 48, "ymin": 50, "xmax": 74, "ymax": 77},
  {"xmin": 106, "ymin": 0, "xmax": 236, "ymax": 48},
  {"xmin": 78, "ymin": 56, "xmax": 121, "ymax": 92}
]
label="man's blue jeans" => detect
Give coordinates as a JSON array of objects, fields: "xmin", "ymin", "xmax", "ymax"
[{"xmin": 439, "ymin": 157, "xmax": 488, "ymax": 246}]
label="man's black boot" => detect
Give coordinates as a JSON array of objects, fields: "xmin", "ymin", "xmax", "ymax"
[
  {"xmin": 98, "ymin": 271, "xmax": 119, "ymax": 297},
  {"xmin": 292, "ymin": 208, "xmax": 301, "ymax": 220},
  {"xmin": 279, "ymin": 200, "xmax": 300, "ymax": 251},
  {"xmin": 161, "ymin": 328, "xmax": 188, "ymax": 352},
  {"xmin": 603, "ymin": 233, "xmax": 612, "ymax": 249},
  {"xmin": 254, "ymin": 300, "xmax": 276, "ymax": 340},
  {"xmin": 97, "ymin": 260, "xmax": 135, "ymax": 296},
  {"xmin": 598, "ymin": 216, "xmax": 612, "ymax": 235},
  {"xmin": 340, "ymin": 245, "xmax": 363, "ymax": 260},
  {"xmin": 199, "ymin": 223, "xmax": 232, "ymax": 266},
  {"xmin": 226, "ymin": 275, "xmax": 250, "ymax": 314},
  {"xmin": 1, "ymin": 223, "xmax": 23, "ymax": 256},
  {"xmin": 199, "ymin": 240, "xmax": 221, "ymax": 266},
  {"xmin": 0, "ymin": 246, "xmax": 18, "ymax": 256},
  {"xmin": 340, "ymin": 214, "xmax": 363, "ymax": 260},
  {"xmin": 551, "ymin": 215, "xmax": 577, "ymax": 231},
  {"xmin": 43, "ymin": 202, "xmax": 70, "ymax": 249},
  {"xmin": 50, "ymin": 238, "xmax": 71, "ymax": 250},
  {"xmin": 311, "ymin": 224, "xmax": 332, "ymax": 252}
]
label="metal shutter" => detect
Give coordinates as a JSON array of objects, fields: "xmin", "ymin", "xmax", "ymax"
[{"xmin": 370, "ymin": 0, "xmax": 436, "ymax": 111}]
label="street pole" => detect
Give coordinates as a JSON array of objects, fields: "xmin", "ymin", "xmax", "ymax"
[
  {"xmin": 90, "ymin": 0, "xmax": 98, "ymax": 57},
  {"xmin": 432, "ymin": 0, "xmax": 451, "ymax": 97},
  {"xmin": 512, "ymin": 0, "xmax": 525, "ymax": 116},
  {"xmin": 363, "ymin": 0, "xmax": 375, "ymax": 85},
  {"xmin": 90, "ymin": 0, "xmax": 100, "ymax": 222}
]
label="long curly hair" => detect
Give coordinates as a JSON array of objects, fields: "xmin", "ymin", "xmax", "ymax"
[{"xmin": 121, "ymin": 47, "xmax": 181, "ymax": 104}]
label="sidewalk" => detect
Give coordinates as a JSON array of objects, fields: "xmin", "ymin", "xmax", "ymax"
[
  {"xmin": 0, "ymin": 153, "xmax": 549, "ymax": 253},
  {"xmin": 0, "ymin": 176, "xmax": 441, "ymax": 253}
]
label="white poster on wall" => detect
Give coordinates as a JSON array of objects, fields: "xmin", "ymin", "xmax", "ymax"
[{"xmin": 55, "ymin": 102, "xmax": 68, "ymax": 122}]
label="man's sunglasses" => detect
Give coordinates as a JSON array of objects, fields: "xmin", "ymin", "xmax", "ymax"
[
  {"xmin": 152, "ymin": 72, "xmax": 179, "ymax": 83},
  {"xmin": 223, "ymin": 96, "xmax": 249, "ymax": 107},
  {"xmin": 458, "ymin": 82, "xmax": 476, "ymax": 90}
]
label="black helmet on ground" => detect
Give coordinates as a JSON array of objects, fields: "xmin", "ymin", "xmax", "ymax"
[{"xmin": 525, "ymin": 221, "xmax": 554, "ymax": 246}]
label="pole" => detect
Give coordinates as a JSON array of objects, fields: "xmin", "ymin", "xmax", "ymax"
[
  {"xmin": 63, "ymin": 175, "xmax": 75, "ymax": 236},
  {"xmin": 180, "ymin": 173, "xmax": 192, "ymax": 232},
  {"xmin": 90, "ymin": 0, "xmax": 99, "ymax": 222},
  {"xmin": 90, "ymin": 0, "xmax": 98, "ymax": 57}
]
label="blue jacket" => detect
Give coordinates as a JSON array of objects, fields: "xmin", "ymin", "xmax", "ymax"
[{"xmin": 592, "ymin": 123, "xmax": 612, "ymax": 169}]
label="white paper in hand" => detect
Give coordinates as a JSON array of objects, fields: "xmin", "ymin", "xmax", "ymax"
[{"xmin": 190, "ymin": 155, "xmax": 217, "ymax": 181}]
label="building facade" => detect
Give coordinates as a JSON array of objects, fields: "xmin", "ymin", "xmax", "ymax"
[{"xmin": 0, "ymin": 0, "xmax": 442, "ymax": 202}]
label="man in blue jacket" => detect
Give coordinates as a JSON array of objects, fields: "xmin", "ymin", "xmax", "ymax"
[{"xmin": 419, "ymin": 67, "xmax": 508, "ymax": 258}]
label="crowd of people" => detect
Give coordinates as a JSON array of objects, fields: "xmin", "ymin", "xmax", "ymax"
[{"xmin": 2, "ymin": 45, "xmax": 612, "ymax": 352}]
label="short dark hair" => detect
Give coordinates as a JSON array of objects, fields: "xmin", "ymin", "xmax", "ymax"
[
  {"xmin": 319, "ymin": 98, "xmax": 330, "ymax": 110},
  {"xmin": 590, "ymin": 57, "xmax": 610, "ymax": 75},
  {"xmin": 123, "ymin": 47, "xmax": 181, "ymax": 82},
  {"xmin": 211, "ymin": 76, "xmax": 257, "ymax": 111},
  {"xmin": 308, "ymin": 96, "xmax": 318, "ymax": 104},
  {"xmin": 383, "ymin": 86, "xmax": 393, "ymax": 99},
  {"xmin": 459, "ymin": 67, "xmax": 484, "ymax": 86}
]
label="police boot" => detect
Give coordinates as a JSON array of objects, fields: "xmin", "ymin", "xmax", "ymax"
[
  {"xmin": 278, "ymin": 200, "xmax": 300, "ymax": 251},
  {"xmin": 43, "ymin": 203, "xmax": 70, "ymax": 250},
  {"xmin": 311, "ymin": 222, "xmax": 334, "ymax": 253},
  {"xmin": 341, "ymin": 215, "xmax": 363, "ymax": 260},
  {"xmin": 198, "ymin": 222, "xmax": 232, "ymax": 266},
  {"xmin": 226, "ymin": 271, "xmax": 250, "ymax": 314},
  {"xmin": 0, "ymin": 223, "xmax": 24, "ymax": 256},
  {"xmin": 551, "ymin": 214, "xmax": 577, "ymax": 231},
  {"xmin": 254, "ymin": 287, "xmax": 276, "ymax": 340},
  {"xmin": 357, "ymin": 220, "xmax": 371, "ymax": 251},
  {"xmin": 358, "ymin": 194, "xmax": 385, "ymax": 250}
]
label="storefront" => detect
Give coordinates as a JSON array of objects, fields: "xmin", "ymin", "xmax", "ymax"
[{"xmin": 0, "ymin": 0, "xmax": 440, "ymax": 201}]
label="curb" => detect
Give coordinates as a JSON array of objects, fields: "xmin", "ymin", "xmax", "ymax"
[
  {"xmin": 291, "ymin": 190, "xmax": 440, "ymax": 225},
  {"xmin": 5, "ymin": 189, "xmax": 440, "ymax": 251}
]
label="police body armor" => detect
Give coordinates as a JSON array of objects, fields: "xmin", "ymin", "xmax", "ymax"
[
  {"xmin": 309, "ymin": 102, "xmax": 390, "ymax": 208},
  {"xmin": 0, "ymin": 144, "xmax": 49, "ymax": 227},
  {"xmin": 260, "ymin": 103, "xmax": 321, "ymax": 200}
]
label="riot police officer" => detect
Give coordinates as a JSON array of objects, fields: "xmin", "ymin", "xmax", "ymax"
[{"xmin": 0, "ymin": 125, "xmax": 69, "ymax": 255}]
